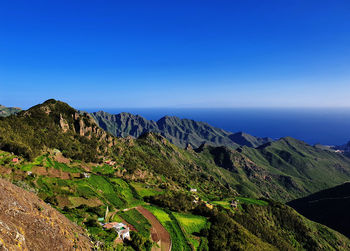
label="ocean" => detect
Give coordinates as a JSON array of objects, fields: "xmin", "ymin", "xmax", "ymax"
[{"xmin": 83, "ymin": 108, "xmax": 350, "ymax": 146}]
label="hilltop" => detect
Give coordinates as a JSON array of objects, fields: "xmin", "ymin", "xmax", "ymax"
[
  {"xmin": 90, "ymin": 111, "xmax": 272, "ymax": 149},
  {"xmin": 0, "ymin": 99, "xmax": 116, "ymax": 161}
]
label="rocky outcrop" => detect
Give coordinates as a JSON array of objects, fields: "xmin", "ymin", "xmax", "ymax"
[{"xmin": 0, "ymin": 178, "xmax": 92, "ymax": 250}]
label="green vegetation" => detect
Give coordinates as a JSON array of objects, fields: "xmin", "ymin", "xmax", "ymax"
[
  {"xmin": 117, "ymin": 209, "xmax": 151, "ymax": 238},
  {"xmin": 1, "ymin": 100, "xmax": 350, "ymax": 250},
  {"xmin": 173, "ymin": 212, "xmax": 209, "ymax": 250},
  {"xmin": 0, "ymin": 99, "xmax": 113, "ymax": 161},
  {"xmin": 211, "ymin": 200, "xmax": 231, "ymax": 209},
  {"xmin": 236, "ymin": 197, "xmax": 268, "ymax": 206},
  {"xmin": 173, "ymin": 212, "xmax": 208, "ymax": 234},
  {"xmin": 144, "ymin": 205, "xmax": 191, "ymax": 251},
  {"xmin": 232, "ymin": 200, "xmax": 350, "ymax": 250},
  {"xmin": 130, "ymin": 182, "xmax": 163, "ymax": 198},
  {"xmin": 87, "ymin": 175, "xmax": 126, "ymax": 208}
]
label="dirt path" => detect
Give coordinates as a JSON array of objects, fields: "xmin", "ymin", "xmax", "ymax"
[{"xmin": 136, "ymin": 206, "xmax": 171, "ymax": 251}]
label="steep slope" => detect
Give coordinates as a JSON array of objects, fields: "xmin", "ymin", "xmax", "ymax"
[
  {"xmin": 1, "ymin": 100, "xmax": 350, "ymax": 249},
  {"xmin": 0, "ymin": 104, "xmax": 21, "ymax": 117},
  {"xmin": 230, "ymin": 200, "xmax": 350, "ymax": 250},
  {"xmin": 2, "ymin": 100, "xmax": 350, "ymax": 202},
  {"xmin": 2, "ymin": 148, "xmax": 350, "ymax": 250},
  {"xmin": 196, "ymin": 137, "xmax": 350, "ymax": 201},
  {"xmin": 288, "ymin": 182, "xmax": 350, "ymax": 238},
  {"xmin": 238, "ymin": 137, "xmax": 350, "ymax": 200},
  {"xmin": 0, "ymin": 178, "xmax": 92, "ymax": 250},
  {"xmin": 0, "ymin": 99, "xmax": 116, "ymax": 161},
  {"xmin": 90, "ymin": 111, "xmax": 271, "ymax": 149}
]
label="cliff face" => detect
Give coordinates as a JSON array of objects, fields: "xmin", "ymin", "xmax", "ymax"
[{"xmin": 0, "ymin": 178, "xmax": 92, "ymax": 250}]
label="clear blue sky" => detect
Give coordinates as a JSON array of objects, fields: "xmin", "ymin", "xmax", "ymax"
[{"xmin": 0, "ymin": 0, "xmax": 349, "ymax": 109}]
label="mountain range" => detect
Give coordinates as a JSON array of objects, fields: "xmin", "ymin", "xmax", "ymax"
[
  {"xmin": 0, "ymin": 104, "xmax": 21, "ymax": 117},
  {"xmin": 1, "ymin": 99, "xmax": 350, "ymax": 250},
  {"xmin": 90, "ymin": 111, "xmax": 273, "ymax": 149}
]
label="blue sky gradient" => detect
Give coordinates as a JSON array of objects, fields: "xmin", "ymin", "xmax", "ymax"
[{"xmin": 0, "ymin": 0, "xmax": 349, "ymax": 108}]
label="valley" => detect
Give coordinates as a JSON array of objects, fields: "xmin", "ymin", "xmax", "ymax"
[{"xmin": 0, "ymin": 100, "xmax": 350, "ymax": 250}]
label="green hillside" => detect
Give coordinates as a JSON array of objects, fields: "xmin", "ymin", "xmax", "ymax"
[{"xmin": 1, "ymin": 99, "xmax": 350, "ymax": 250}]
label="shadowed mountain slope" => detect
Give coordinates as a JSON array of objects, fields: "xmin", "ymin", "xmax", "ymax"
[
  {"xmin": 90, "ymin": 111, "xmax": 272, "ymax": 149},
  {"xmin": 288, "ymin": 182, "xmax": 350, "ymax": 238}
]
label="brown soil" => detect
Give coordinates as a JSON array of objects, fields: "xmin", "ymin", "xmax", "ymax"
[
  {"xmin": 0, "ymin": 178, "xmax": 92, "ymax": 250},
  {"xmin": 54, "ymin": 152, "xmax": 70, "ymax": 164},
  {"xmin": 136, "ymin": 206, "xmax": 171, "ymax": 251},
  {"xmin": 0, "ymin": 166, "xmax": 12, "ymax": 176},
  {"xmin": 31, "ymin": 166, "xmax": 71, "ymax": 180},
  {"xmin": 31, "ymin": 166, "xmax": 48, "ymax": 176}
]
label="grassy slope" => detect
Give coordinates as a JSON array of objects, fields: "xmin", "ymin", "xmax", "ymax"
[
  {"xmin": 173, "ymin": 212, "xmax": 209, "ymax": 249},
  {"xmin": 1, "ymin": 150, "xmax": 350, "ymax": 250}
]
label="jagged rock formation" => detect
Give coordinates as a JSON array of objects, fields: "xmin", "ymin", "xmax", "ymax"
[
  {"xmin": 0, "ymin": 178, "xmax": 92, "ymax": 250},
  {"xmin": 90, "ymin": 111, "xmax": 272, "ymax": 149}
]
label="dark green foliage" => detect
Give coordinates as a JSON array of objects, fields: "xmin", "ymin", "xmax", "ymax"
[
  {"xmin": 207, "ymin": 210, "xmax": 272, "ymax": 251},
  {"xmin": 128, "ymin": 231, "xmax": 152, "ymax": 251},
  {"xmin": 145, "ymin": 191, "xmax": 194, "ymax": 212},
  {"xmin": 233, "ymin": 201, "xmax": 350, "ymax": 250}
]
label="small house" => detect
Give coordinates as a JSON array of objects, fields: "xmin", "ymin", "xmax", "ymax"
[
  {"xmin": 190, "ymin": 188, "xmax": 197, "ymax": 193},
  {"xmin": 12, "ymin": 158, "xmax": 19, "ymax": 163},
  {"xmin": 231, "ymin": 200, "xmax": 238, "ymax": 209}
]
